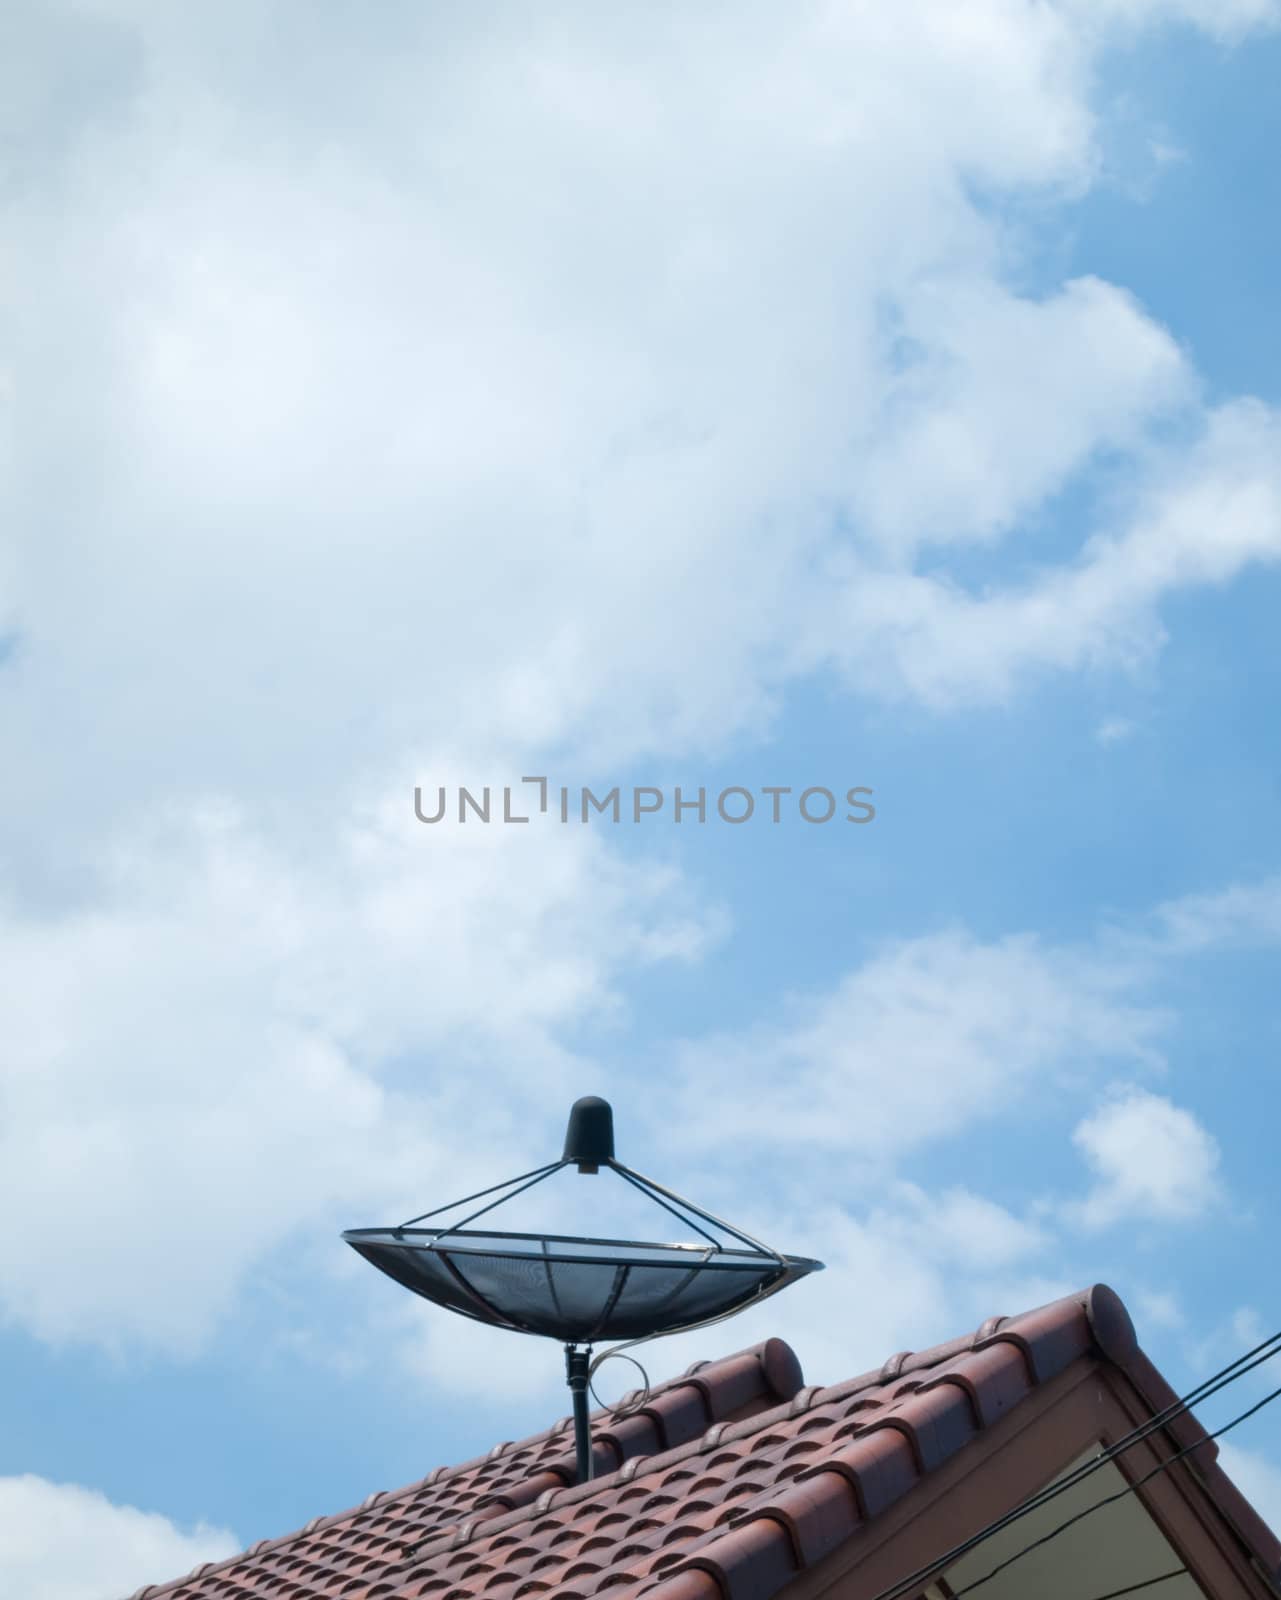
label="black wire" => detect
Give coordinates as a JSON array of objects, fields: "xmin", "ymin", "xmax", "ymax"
[
  {"xmin": 587, "ymin": 1349, "xmax": 651, "ymax": 1417},
  {"xmin": 866, "ymin": 1325, "xmax": 1281, "ymax": 1600},
  {"xmin": 1071, "ymin": 1571, "xmax": 1188, "ymax": 1600},
  {"xmin": 873, "ymin": 1332, "xmax": 1280, "ymax": 1600},
  {"xmin": 949, "ymin": 1380, "xmax": 1281, "ymax": 1599}
]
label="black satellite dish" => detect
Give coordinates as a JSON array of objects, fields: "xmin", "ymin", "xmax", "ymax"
[{"xmin": 343, "ymin": 1096, "xmax": 823, "ymax": 1482}]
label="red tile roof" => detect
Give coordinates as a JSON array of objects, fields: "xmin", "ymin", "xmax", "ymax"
[{"xmin": 128, "ymin": 1287, "xmax": 1281, "ymax": 1600}]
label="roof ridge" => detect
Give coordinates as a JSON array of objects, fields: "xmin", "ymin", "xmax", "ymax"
[
  {"xmin": 120, "ymin": 1286, "xmax": 1281, "ymax": 1600},
  {"xmin": 392, "ymin": 1290, "xmax": 1122, "ymax": 1577},
  {"xmin": 614, "ymin": 1287, "xmax": 1126, "ymax": 1600}
]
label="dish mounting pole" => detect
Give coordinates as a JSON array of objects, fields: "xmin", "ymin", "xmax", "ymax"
[{"xmin": 565, "ymin": 1344, "xmax": 594, "ymax": 1483}]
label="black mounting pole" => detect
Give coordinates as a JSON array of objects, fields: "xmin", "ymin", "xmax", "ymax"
[{"xmin": 565, "ymin": 1345, "xmax": 593, "ymax": 1483}]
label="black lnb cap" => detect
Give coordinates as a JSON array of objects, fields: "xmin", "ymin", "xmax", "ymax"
[{"xmin": 563, "ymin": 1096, "xmax": 615, "ymax": 1173}]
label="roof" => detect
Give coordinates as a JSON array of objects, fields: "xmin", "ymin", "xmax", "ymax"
[{"xmin": 128, "ymin": 1286, "xmax": 1281, "ymax": 1600}]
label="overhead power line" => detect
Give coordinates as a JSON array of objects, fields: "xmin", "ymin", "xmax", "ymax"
[
  {"xmin": 1073, "ymin": 1571, "xmax": 1187, "ymax": 1600},
  {"xmin": 865, "ymin": 1322, "xmax": 1281, "ymax": 1600},
  {"xmin": 950, "ymin": 1378, "xmax": 1281, "ymax": 1598}
]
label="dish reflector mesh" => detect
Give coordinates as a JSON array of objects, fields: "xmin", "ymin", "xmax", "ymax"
[{"xmin": 342, "ymin": 1228, "xmax": 822, "ymax": 1343}]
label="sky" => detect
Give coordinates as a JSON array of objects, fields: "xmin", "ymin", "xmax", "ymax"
[{"xmin": 2, "ymin": 2, "xmax": 1281, "ymax": 1596}]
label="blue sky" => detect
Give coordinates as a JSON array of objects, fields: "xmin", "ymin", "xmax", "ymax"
[{"xmin": 2, "ymin": 5, "xmax": 1281, "ymax": 1596}]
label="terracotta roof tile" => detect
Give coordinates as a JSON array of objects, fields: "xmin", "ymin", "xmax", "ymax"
[{"xmin": 129, "ymin": 1291, "xmax": 1281, "ymax": 1600}]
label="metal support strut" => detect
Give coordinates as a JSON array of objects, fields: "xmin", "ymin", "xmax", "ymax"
[{"xmin": 565, "ymin": 1345, "xmax": 593, "ymax": 1484}]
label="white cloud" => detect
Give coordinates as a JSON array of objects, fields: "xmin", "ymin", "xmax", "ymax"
[
  {"xmin": 899, "ymin": 1185, "xmax": 1050, "ymax": 1271},
  {"xmin": 0, "ymin": 797, "xmax": 1263, "ymax": 1372},
  {"xmin": 843, "ymin": 275, "xmax": 1190, "ymax": 556},
  {"xmin": 1218, "ymin": 1444, "xmax": 1281, "ymax": 1536},
  {"xmin": 1184, "ymin": 1304, "xmax": 1280, "ymax": 1390},
  {"xmin": 1096, "ymin": 717, "xmax": 1136, "ymax": 745},
  {"xmin": 827, "ymin": 400, "xmax": 1281, "ymax": 708},
  {"xmin": 540, "ymin": 1184, "xmax": 1064, "ymax": 1398},
  {"xmin": 1232, "ymin": 1306, "xmax": 1269, "ymax": 1347},
  {"xmin": 1070, "ymin": 1087, "xmax": 1221, "ymax": 1228},
  {"xmin": 1, "ymin": 0, "xmax": 1278, "ymax": 869},
  {"xmin": 1146, "ymin": 876, "xmax": 1281, "ymax": 955},
  {"xmin": 0, "ymin": 796, "xmax": 719, "ymax": 1353},
  {"xmin": 1133, "ymin": 1287, "xmax": 1184, "ymax": 1330},
  {"xmin": 0, "ymin": 1476, "xmax": 237, "ymax": 1600},
  {"xmin": 671, "ymin": 928, "xmax": 1165, "ymax": 1161},
  {"xmin": 1064, "ymin": 0, "xmax": 1280, "ymax": 44}
]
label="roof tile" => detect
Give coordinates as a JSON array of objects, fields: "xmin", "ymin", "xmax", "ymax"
[{"xmin": 126, "ymin": 1289, "xmax": 1280, "ymax": 1600}]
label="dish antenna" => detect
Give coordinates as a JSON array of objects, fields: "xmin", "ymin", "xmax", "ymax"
[{"xmin": 343, "ymin": 1096, "xmax": 823, "ymax": 1483}]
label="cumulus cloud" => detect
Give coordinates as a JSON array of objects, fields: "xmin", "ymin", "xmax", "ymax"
[
  {"xmin": 670, "ymin": 928, "xmax": 1166, "ymax": 1163},
  {"xmin": 828, "ymin": 400, "xmax": 1281, "ymax": 707},
  {"xmin": 1146, "ymin": 876, "xmax": 1281, "ymax": 955},
  {"xmin": 0, "ymin": 814, "xmax": 1251, "ymax": 1368},
  {"xmin": 1218, "ymin": 1445, "xmax": 1281, "ymax": 1537},
  {"xmin": 2, "ymin": 0, "xmax": 1279, "ymax": 873},
  {"xmin": 0, "ymin": 795, "xmax": 720, "ymax": 1353},
  {"xmin": 1132, "ymin": 1287, "xmax": 1184, "ymax": 1329},
  {"xmin": 765, "ymin": 1184, "xmax": 1060, "ymax": 1378},
  {"xmin": 0, "ymin": 1475, "xmax": 237, "ymax": 1600},
  {"xmin": 843, "ymin": 275, "xmax": 1191, "ymax": 556},
  {"xmin": 1063, "ymin": 0, "xmax": 1281, "ymax": 44},
  {"xmin": 1070, "ymin": 1087, "xmax": 1221, "ymax": 1228}
]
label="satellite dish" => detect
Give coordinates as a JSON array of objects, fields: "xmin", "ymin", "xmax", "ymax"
[{"xmin": 343, "ymin": 1096, "xmax": 823, "ymax": 1482}]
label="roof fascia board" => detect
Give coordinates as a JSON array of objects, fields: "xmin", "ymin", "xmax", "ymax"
[
  {"xmin": 1101, "ymin": 1363, "xmax": 1281, "ymax": 1599},
  {"xmin": 787, "ymin": 1359, "xmax": 1279, "ymax": 1600}
]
